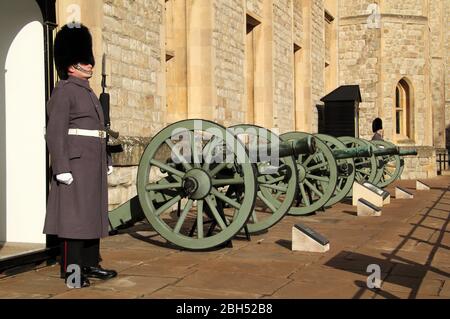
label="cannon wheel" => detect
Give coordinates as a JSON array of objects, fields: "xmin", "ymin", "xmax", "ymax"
[
  {"xmin": 315, "ymin": 134, "xmax": 356, "ymax": 206},
  {"xmin": 230, "ymin": 124, "xmax": 298, "ymax": 233},
  {"xmin": 280, "ymin": 132, "xmax": 337, "ymax": 215},
  {"xmin": 338, "ymin": 137, "xmax": 378, "ymax": 184},
  {"xmin": 370, "ymin": 140, "xmax": 402, "ymax": 188},
  {"xmin": 136, "ymin": 119, "xmax": 257, "ymax": 250}
]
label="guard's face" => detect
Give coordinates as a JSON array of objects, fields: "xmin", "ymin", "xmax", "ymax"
[{"xmin": 68, "ymin": 63, "xmax": 94, "ymax": 80}]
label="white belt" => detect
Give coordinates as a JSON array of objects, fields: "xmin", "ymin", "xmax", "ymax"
[{"xmin": 68, "ymin": 128, "xmax": 107, "ymax": 138}]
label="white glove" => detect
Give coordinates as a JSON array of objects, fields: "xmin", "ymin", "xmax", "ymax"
[
  {"xmin": 56, "ymin": 173, "xmax": 73, "ymax": 185},
  {"xmin": 107, "ymin": 166, "xmax": 114, "ymax": 175}
]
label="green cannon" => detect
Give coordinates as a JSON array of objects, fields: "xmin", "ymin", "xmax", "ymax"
[
  {"xmin": 278, "ymin": 132, "xmax": 373, "ymax": 214},
  {"xmin": 369, "ymin": 140, "xmax": 417, "ymax": 187},
  {"xmin": 108, "ymin": 119, "xmax": 418, "ymax": 250},
  {"xmin": 109, "ymin": 120, "xmax": 316, "ymax": 250},
  {"xmin": 313, "ymin": 134, "xmax": 373, "ymax": 207}
]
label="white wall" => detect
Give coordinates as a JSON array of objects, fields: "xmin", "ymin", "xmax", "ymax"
[{"xmin": 1, "ymin": 0, "xmax": 46, "ymax": 244}]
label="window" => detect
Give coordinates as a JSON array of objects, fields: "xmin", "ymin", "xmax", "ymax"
[{"xmin": 395, "ymin": 79, "xmax": 413, "ymax": 139}]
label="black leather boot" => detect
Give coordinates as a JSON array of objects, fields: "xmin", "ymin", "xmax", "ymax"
[{"xmin": 82, "ymin": 265, "xmax": 117, "ymax": 280}]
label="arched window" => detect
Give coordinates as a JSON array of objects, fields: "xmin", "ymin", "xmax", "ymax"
[{"xmin": 395, "ymin": 79, "xmax": 413, "ymax": 139}]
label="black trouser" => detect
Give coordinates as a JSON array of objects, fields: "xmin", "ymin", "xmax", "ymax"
[{"xmin": 59, "ymin": 238, "xmax": 100, "ymax": 274}]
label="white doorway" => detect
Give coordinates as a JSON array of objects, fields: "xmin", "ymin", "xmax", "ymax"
[{"xmin": 0, "ymin": 0, "xmax": 47, "ymax": 256}]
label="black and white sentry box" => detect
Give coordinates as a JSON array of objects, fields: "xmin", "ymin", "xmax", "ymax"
[{"xmin": 352, "ymin": 181, "xmax": 390, "ymax": 207}]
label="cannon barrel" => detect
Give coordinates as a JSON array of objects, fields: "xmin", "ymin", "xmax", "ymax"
[
  {"xmin": 333, "ymin": 146, "xmax": 372, "ymax": 160},
  {"xmin": 373, "ymin": 147, "xmax": 399, "ymax": 157},
  {"xmin": 249, "ymin": 136, "xmax": 316, "ymax": 160},
  {"xmin": 399, "ymin": 149, "xmax": 418, "ymax": 156},
  {"xmin": 373, "ymin": 146, "xmax": 418, "ymax": 158}
]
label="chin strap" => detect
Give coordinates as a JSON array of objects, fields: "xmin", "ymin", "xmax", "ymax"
[{"xmin": 73, "ymin": 63, "xmax": 93, "ymax": 76}]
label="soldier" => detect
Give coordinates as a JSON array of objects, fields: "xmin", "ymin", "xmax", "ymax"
[
  {"xmin": 44, "ymin": 23, "xmax": 117, "ymax": 288},
  {"xmin": 371, "ymin": 118, "xmax": 384, "ymax": 141}
]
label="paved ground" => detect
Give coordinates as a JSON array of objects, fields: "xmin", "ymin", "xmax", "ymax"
[{"xmin": 0, "ymin": 176, "xmax": 449, "ymax": 299}]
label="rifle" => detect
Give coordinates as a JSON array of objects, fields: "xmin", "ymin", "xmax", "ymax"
[{"xmin": 100, "ymin": 54, "xmax": 120, "ymax": 140}]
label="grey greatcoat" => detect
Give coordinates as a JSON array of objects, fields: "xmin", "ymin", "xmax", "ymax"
[{"xmin": 44, "ymin": 76, "xmax": 110, "ymax": 239}]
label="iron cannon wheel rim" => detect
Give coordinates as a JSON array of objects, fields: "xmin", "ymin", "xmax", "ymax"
[
  {"xmin": 370, "ymin": 140, "xmax": 402, "ymax": 188},
  {"xmin": 315, "ymin": 134, "xmax": 356, "ymax": 207},
  {"xmin": 137, "ymin": 119, "xmax": 256, "ymax": 250},
  {"xmin": 281, "ymin": 132, "xmax": 338, "ymax": 216},
  {"xmin": 229, "ymin": 124, "xmax": 298, "ymax": 233},
  {"xmin": 338, "ymin": 136, "xmax": 378, "ymax": 185}
]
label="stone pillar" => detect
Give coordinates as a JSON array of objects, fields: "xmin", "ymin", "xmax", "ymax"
[
  {"xmin": 253, "ymin": 0, "xmax": 274, "ymax": 129},
  {"xmin": 186, "ymin": 0, "xmax": 216, "ymax": 120},
  {"xmin": 294, "ymin": 0, "xmax": 313, "ymax": 132},
  {"xmin": 165, "ymin": 0, "xmax": 188, "ymax": 124},
  {"xmin": 429, "ymin": 0, "xmax": 446, "ymax": 148}
]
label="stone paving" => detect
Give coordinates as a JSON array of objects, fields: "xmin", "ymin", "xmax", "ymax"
[{"xmin": 0, "ymin": 176, "xmax": 449, "ymax": 299}]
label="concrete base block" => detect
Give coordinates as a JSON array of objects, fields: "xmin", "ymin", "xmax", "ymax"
[
  {"xmin": 416, "ymin": 180, "xmax": 430, "ymax": 190},
  {"xmin": 395, "ymin": 187, "xmax": 414, "ymax": 199},
  {"xmin": 292, "ymin": 224, "xmax": 329, "ymax": 253},
  {"xmin": 352, "ymin": 182, "xmax": 389, "ymax": 207},
  {"xmin": 357, "ymin": 199, "xmax": 382, "ymax": 217}
]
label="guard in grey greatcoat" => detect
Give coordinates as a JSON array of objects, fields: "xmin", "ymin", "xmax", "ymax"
[
  {"xmin": 44, "ymin": 23, "xmax": 116, "ymax": 288},
  {"xmin": 371, "ymin": 117, "xmax": 384, "ymax": 141}
]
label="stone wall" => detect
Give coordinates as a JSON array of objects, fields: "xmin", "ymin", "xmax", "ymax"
[
  {"xmin": 383, "ymin": 0, "xmax": 424, "ymax": 16},
  {"xmin": 446, "ymin": 0, "xmax": 450, "ymax": 149},
  {"xmin": 310, "ymin": 0, "xmax": 325, "ymax": 133},
  {"xmin": 273, "ymin": 0, "xmax": 294, "ymax": 132},
  {"xmin": 400, "ymin": 147, "xmax": 437, "ymax": 180},
  {"xmin": 213, "ymin": 0, "xmax": 246, "ymax": 127},
  {"xmin": 338, "ymin": 0, "xmax": 443, "ymax": 178},
  {"xmin": 339, "ymin": 18, "xmax": 381, "ymax": 139},
  {"xmin": 101, "ymin": 0, "xmax": 449, "ymax": 210},
  {"xmin": 293, "ymin": 0, "xmax": 303, "ymax": 46},
  {"xmin": 429, "ymin": 0, "xmax": 446, "ymax": 148},
  {"xmin": 103, "ymin": 0, "xmax": 165, "ymax": 209},
  {"xmin": 381, "ymin": 18, "xmax": 427, "ymax": 145},
  {"xmin": 246, "ymin": 0, "xmax": 264, "ymax": 18},
  {"xmin": 339, "ymin": 0, "xmax": 373, "ymax": 18},
  {"xmin": 103, "ymin": 0, "xmax": 165, "ymax": 137}
]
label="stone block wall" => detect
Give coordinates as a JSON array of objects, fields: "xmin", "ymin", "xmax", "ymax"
[
  {"xmin": 103, "ymin": 0, "xmax": 165, "ymax": 137},
  {"xmin": 103, "ymin": 0, "xmax": 165, "ymax": 209},
  {"xmin": 383, "ymin": 0, "xmax": 425, "ymax": 16},
  {"xmin": 293, "ymin": 0, "xmax": 303, "ymax": 46},
  {"xmin": 213, "ymin": 0, "xmax": 246, "ymax": 127},
  {"xmin": 273, "ymin": 0, "xmax": 295, "ymax": 132},
  {"xmin": 381, "ymin": 18, "xmax": 428, "ymax": 145},
  {"xmin": 338, "ymin": 20, "xmax": 381, "ymax": 139},
  {"xmin": 429, "ymin": 0, "xmax": 446, "ymax": 148},
  {"xmin": 99, "ymin": 0, "xmax": 448, "ymax": 208},
  {"xmin": 246, "ymin": 0, "xmax": 264, "ymax": 18},
  {"xmin": 310, "ymin": 0, "xmax": 325, "ymax": 133},
  {"xmin": 339, "ymin": 0, "xmax": 373, "ymax": 17},
  {"xmin": 446, "ymin": 0, "xmax": 450, "ymax": 149},
  {"xmin": 400, "ymin": 147, "xmax": 437, "ymax": 180}
]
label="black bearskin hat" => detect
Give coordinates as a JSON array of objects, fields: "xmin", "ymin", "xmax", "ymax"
[
  {"xmin": 372, "ymin": 117, "xmax": 383, "ymax": 133},
  {"xmin": 54, "ymin": 23, "xmax": 95, "ymax": 80}
]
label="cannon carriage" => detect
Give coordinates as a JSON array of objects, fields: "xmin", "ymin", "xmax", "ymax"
[{"xmin": 108, "ymin": 119, "xmax": 417, "ymax": 250}]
